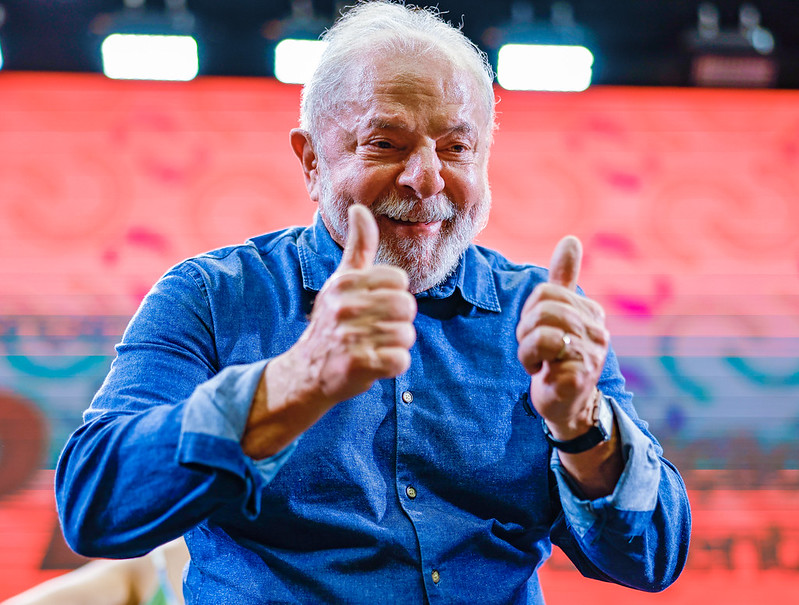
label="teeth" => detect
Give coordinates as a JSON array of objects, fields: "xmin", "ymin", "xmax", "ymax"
[{"xmin": 387, "ymin": 213, "xmax": 423, "ymax": 223}]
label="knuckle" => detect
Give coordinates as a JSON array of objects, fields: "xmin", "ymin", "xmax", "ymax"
[
  {"xmin": 330, "ymin": 298, "xmax": 357, "ymax": 322},
  {"xmin": 329, "ymin": 271, "xmax": 357, "ymax": 291},
  {"xmin": 388, "ymin": 349, "xmax": 412, "ymax": 375},
  {"xmin": 402, "ymin": 292, "xmax": 417, "ymax": 318},
  {"xmin": 402, "ymin": 322, "xmax": 417, "ymax": 347},
  {"xmin": 587, "ymin": 299, "xmax": 606, "ymax": 321}
]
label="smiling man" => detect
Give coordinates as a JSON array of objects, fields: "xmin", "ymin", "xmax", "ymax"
[
  {"xmin": 56, "ymin": 2, "xmax": 690, "ymax": 603},
  {"xmin": 301, "ymin": 49, "xmax": 493, "ymax": 294}
]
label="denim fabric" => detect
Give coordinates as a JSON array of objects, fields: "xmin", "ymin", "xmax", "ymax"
[{"xmin": 56, "ymin": 213, "xmax": 690, "ymax": 604}]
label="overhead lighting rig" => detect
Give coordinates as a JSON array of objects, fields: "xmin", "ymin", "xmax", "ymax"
[
  {"xmin": 684, "ymin": 2, "xmax": 777, "ymax": 88},
  {"xmin": 263, "ymin": 0, "xmax": 331, "ymax": 85},
  {"xmin": 92, "ymin": 0, "xmax": 199, "ymax": 82},
  {"xmin": 487, "ymin": 1, "xmax": 595, "ymax": 92}
]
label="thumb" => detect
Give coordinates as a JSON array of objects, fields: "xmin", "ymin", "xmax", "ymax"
[
  {"xmin": 548, "ymin": 235, "xmax": 582, "ymax": 291},
  {"xmin": 339, "ymin": 204, "xmax": 379, "ymax": 270}
]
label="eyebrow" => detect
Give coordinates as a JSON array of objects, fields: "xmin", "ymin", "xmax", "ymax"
[
  {"xmin": 364, "ymin": 118, "xmax": 477, "ymax": 138},
  {"xmin": 365, "ymin": 117, "xmax": 408, "ymax": 131}
]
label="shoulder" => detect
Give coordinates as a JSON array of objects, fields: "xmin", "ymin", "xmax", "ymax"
[
  {"xmin": 471, "ymin": 243, "xmax": 549, "ymax": 287},
  {"xmin": 168, "ymin": 226, "xmax": 306, "ymax": 282}
]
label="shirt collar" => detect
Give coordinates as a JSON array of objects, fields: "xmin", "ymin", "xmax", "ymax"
[{"xmin": 297, "ymin": 212, "xmax": 501, "ymax": 313}]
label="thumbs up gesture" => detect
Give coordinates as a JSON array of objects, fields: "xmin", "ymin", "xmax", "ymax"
[
  {"xmin": 516, "ymin": 236, "xmax": 610, "ymax": 440},
  {"xmin": 293, "ymin": 204, "xmax": 417, "ymax": 404}
]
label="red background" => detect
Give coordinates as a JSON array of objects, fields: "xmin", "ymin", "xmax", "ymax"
[{"xmin": 1, "ymin": 73, "xmax": 798, "ymax": 602}]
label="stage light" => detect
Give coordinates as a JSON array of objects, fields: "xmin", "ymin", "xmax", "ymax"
[
  {"xmin": 273, "ymin": 38, "xmax": 327, "ymax": 84},
  {"xmin": 264, "ymin": 1, "xmax": 330, "ymax": 84},
  {"xmin": 93, "ymin": 0, "xmax": 199, "ymax": 81},
  {"xmin": 497, "ymin": 43, "xmax": 594, "ymax": 91},
  {"xmin": 486, "ymin": 2, "xmax": 596, "ymax": 92},
  {"xmin": 101, "ymin": 33, "xmax": 198, "ymax": 81}
]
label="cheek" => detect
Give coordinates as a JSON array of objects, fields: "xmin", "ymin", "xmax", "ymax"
[
  {"xmin": 345, "ymin": 167, "xmax": 399, "ymax": 204},
  {"xmin": 447, "ymin": 166, "xmax": 488, "ymax": 207}
]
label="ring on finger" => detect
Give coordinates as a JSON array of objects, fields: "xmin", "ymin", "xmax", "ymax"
[{"xmin": 555, "ymin": 332, "xmax": 572, "ymax": 361}]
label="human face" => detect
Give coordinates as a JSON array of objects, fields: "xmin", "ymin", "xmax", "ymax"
[{"xmin": 310, "ymin": 51, "xmax": 492, "ymax": 293}]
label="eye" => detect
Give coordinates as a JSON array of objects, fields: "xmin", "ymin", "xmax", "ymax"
[
  {"xmin": 440, "ymin": 142, "xmax": 472, "ymax": 157},
  {"xmin": 374, "ymin": 140, "xmax": 394, "ymax": 149}
]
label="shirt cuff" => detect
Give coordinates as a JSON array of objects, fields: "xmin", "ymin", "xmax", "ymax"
[
  {"xmin": 181, "ymin": 360, "xmax": 270, "ymax": 442},
  {"xmin": 550, "ymin": 396, "xmax": 661, "ymax": 539},
  {"xmin": 178, "ymin": 360, "xmax": 296, "ymax": 481}
]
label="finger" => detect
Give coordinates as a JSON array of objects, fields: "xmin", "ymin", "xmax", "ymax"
[
  {"xmin": 548, "ymin": 235, "xmax": 582, "ymax": 291},
  {"xmin": 334, "ymin": 290, "xmax": 417, "ymax": 323},
  {"xmin": 517, "ymin": 324, "xmax": 565, "ymax": 374},
  {"xmin": 371, "ymin": 347, "xmax": 412, "ymax": 378},
  {"xmin": 331, "ymin": 264, "xmax": 409, "ymax": 293},
  {"xmin": 339, "ymin": 204, "xmax": 379, "ymax": 271},
  {"xmin": 516, "ymin": 299, "xmax": 583, "ymax": 343},
  {"xmin": 351, "ymin": 345, "xmax": 412, "ymax": 377},
  {"xmin": 341, "ymin": 320, "xmax": 417, "ymax": 350}
]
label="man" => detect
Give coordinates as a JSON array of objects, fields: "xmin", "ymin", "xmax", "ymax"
[{"xmin": 56, "ymin": 2, "xmax": 691, "ymax": 603}]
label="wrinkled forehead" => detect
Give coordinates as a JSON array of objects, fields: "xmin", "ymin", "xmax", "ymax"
[{"xmin": 326, "ymin": 49, "xmax": 492, "ymax": 138}]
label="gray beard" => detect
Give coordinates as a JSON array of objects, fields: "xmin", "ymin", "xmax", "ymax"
[{"xmin": 318, "ymin": 174, "xmax": 490, "ymax": 294}]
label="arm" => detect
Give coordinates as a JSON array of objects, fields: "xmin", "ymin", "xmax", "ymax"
[
  {"xmin": 516, "ymin": 236, "xmax": 690, "ymax": 590},
  {"xmin": 550, "ymin": 351, "xmax": 691, "ymax": 591},
  {"xmin": 55, "ymin": 262, "xmax": 271, "ymax": 557},
  {"xmin": 56, "ymin": 206, "xmax": 415, "ymax": 557},
  {"xmin": 1, "ymin": 538, "xmax": 189, "ymax": 605},
  {"xmin": 241, "ymin": 205, "xmax": 416, "ymax": 459}
]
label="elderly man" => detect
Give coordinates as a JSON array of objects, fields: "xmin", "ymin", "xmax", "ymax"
[{"xmin": 56, "ymin": 2, "xmax": 690, "ymax": 603}]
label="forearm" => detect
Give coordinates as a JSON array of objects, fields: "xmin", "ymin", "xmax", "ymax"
[
  {"xmin": 552, "ymin": 402, "xmax": 691, "ymax": 591},
  {"xmin": 558, "ymin": 462, "xmax": 691, "ymax": 591},
  {"xmin": 56, "ymin": 402, "xmax": 245, "ymax": 558},
  {"xmin": 556, "ymin": 421, "xmax": 624, "ymax": 499},
  {"xmin": 543, "ymin": 387, "xmax": 624, "ymax": 499},
  {"xmin": 241, "ymin": 351, "xmax": 336, "ymax": 460}
]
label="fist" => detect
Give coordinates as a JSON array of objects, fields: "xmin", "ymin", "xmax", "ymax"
[{"xmin": 293, "ymin": 204, "xmax": 417, "ymax": 404}]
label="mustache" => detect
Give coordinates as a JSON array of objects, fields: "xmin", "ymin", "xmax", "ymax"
[{"xmin": 370, "ymin": 192, "xmax": 456, "ymax": 223}]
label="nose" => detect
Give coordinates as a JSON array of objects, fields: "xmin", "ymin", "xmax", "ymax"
[{"xmin": 396, "ymin": 144, "xmax": 445, "ymax": 199}]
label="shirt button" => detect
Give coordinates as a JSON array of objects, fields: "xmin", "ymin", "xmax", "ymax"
[
  {"xmin": 401, "ymin": 390, "xmax": 413, "ymax": 404},
  {"xmin": 405, "ymin": 485, "xmax": 417, "ymax": 499},
  {"xmin": 431, "ymin": 570, "xmax": 440, "ymax": 584}
]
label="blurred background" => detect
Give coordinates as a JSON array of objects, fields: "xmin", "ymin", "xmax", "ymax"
[{"xmin": 0, "ymin": 1, "xmax": 798, "ymax": 603}]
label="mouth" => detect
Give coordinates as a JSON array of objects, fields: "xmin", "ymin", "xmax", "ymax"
[
  {"xmin": 378, "ymin": 214, "xmax": 446, "ymax": 236},
  {"xmin": 388, "ymin": 217, "xmax": 439, "ymax": 225}
]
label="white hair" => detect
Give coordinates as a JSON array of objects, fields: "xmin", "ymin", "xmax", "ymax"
[{"xmin": 299, "ymin": 1, "xmax": 496, "ymax": 141}]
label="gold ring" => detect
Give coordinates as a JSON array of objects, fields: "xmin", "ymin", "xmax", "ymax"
[{"xmin": 555, "ymin": 332, "xmax": 571, "ymax": 361}]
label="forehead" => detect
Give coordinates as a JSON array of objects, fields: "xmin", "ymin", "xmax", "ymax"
[{"xmin": 331, "ymin": 52, "xmax": 490, "ymax": 137}]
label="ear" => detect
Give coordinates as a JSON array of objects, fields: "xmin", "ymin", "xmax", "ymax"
[{"xmin": 290, "ymin": 128, "xmax": 321, "ymax": 202}]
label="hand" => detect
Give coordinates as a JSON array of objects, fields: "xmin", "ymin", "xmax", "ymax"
[
  {"xmin": 516, "ymin": 236, "xmax": 610, "ymax": 440},
  {"xmin": 243, "ymin": 205, "xmax": 416, "ymax": 459},
  {"xmin": 293, "ymin": 204, "xmax": 417, "ymax": 403},
  {"xmin": 295, "ymin": 204, "xmax": 416, "ymax": 402}
]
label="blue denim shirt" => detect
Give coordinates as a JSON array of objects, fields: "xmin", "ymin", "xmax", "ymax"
[{"xmin": 56, "ymin": 214, "xmax": 690, "ymax": 604}]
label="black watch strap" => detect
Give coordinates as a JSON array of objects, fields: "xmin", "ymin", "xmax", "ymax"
[{"xmin": 542, "ymin": 392, "xmax": 613, "ymax": 454}]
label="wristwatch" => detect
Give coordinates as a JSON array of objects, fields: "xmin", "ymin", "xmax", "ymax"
[{"xmin": 542, "ymin": 391, "xmax": 614, "ymax": 454}]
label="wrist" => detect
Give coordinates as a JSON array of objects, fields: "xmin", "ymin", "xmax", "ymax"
[
  {"xmin": 542, "ymin": 389, "xmax": 614, "ymax": 454},
  {"xmin": 241, "ymin": 353, "xmax": 333, "ymax": 459}
]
